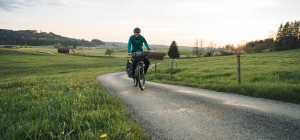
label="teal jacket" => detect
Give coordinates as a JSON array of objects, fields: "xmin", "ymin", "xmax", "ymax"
[{"xmin": 127, "ymin": 35, "xmax": 151, "ymax": 53}]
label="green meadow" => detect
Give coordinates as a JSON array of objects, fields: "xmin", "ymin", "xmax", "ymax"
[
  {"xmin": 1, "ymin": 45, "xmax": 299, "ymax": 139},
  {"xmin": 19, "ymin": 45, "xmax": 193, "ymax": 58},
  {"xmin": 0, "ymin": 49, "xmax": 149, "ymax": 139},
  {"xmin": 147, "ymin": 49, "xmax": 300, "ymax": 104}
]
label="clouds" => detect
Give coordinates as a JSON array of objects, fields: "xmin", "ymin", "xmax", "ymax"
[
  {"xmin": 0, "ymin": 0, "xmax": 71, "ymax": 12},
  {"xmin": 0, "ymin": 0, "xmax": 19, "ymax": 11}
]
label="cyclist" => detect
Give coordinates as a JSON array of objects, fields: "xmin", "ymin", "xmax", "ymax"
[{"xmin": 128, "ymin": 27, "xmax": 151, "ymax": 78}]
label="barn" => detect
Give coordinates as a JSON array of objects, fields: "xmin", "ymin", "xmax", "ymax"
[
  {"xmin": 148, "ymin": 52, "xmax": 166, "ymax": 60},
  {"xmin": 58, "ymin": 48, "xmax": 75, "ymax": 54}
]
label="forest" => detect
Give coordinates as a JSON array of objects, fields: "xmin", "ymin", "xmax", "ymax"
[
  {"xmin": 0, "ymin": 29, "xmax": 105, "ymax": 47},
  {"xmin": 243, "ymin": 21, "xmax": 300, "ymax": 53}
]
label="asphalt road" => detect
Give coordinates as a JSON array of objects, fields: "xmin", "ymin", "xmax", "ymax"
[{"xmin": 97, "ymin": 72, "xmax": 300, "ymax": 140}]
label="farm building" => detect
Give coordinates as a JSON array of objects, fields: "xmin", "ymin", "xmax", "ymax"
[
  {"xmin": 58, "ymin": 48, "xmax": 75, "ymax": 54},
  {"xmin": 148, "ymin": 52, "xmax": 166, "ymax": 60},
  {"xmin": 4, "ymin": 45, "xmax": 19, "ymax": 50}
]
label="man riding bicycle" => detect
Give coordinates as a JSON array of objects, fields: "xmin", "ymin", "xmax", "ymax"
[{"xmin": 128, "ymin": 27, "xmax": 151, "ymax": 78}]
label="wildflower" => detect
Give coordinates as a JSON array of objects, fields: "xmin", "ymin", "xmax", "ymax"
[
  {"xmin": 62, "ymin": 132, "xmax": 64, "ymax": 135},
  {"xmin": 4, "ymin": 114, "xmax": 5, "ymax": 116},
  {"xmin": 100, "ymin": 134, "xmax": 107, "ymax": 138},
  {"xmin": 60, "ymin": 92, "xmax": 62, "ymax": 94},
  {"xmin": 32, "ymin": 106, "xmax": 34, "ymax": 108},
  {"xmin": 5, "ymin": 102, "xmax": 7, "ymax": 104}
]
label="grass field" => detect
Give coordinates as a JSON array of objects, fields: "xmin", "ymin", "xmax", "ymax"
[
  {"xmin": 147, "ymin": 49, "xmax": 300, "ymax": 104},
  {"xmin": 19, "ymin": 45, "xmax": 194, "ymax": 58},
  {"xmin": 0, "ymin": 48, "xmax": 149, "ymax": 139},
  {"xmin": 2, "ymin": 46, "xmax": 299, "ymax": 139}
]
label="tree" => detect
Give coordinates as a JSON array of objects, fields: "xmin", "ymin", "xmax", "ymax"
[
  {"xmin": 168, "ymin": 41, "xmax": 180, "ymax": 59},
  {"xmin": 275, "ymin": 21, "xmax": 300, "ymax": 51},
  {"xmin": 54, "ymin": 43, "xmax": 62, "ymax": 48},
  {"xmin": 208, "ymin": 41, "xmax": 213, "ymax": 52},
  {"xmin": 275, "ymin": 24, "xmax": 283, "ymax": 51},
  {"xmin": 105, "ymin": 49, "xmax": 114, "ymax": 56},
  {"xmin": 193, "ymin": 39, "xmax": 204, "ymax": 58},
  {"xmin": 193, "ymin": 39, "xmax": 199, "ymax": 57}
]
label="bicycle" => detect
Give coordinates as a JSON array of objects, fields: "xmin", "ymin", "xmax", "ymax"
[{"xmin": 131, "ymin": 51, "xmax": 149, "ymax": 90}]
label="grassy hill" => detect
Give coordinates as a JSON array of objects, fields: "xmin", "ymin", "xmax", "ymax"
[
  {"xmin": 147, "ymin": 49, "xmax": 300, "ymax": 104},
  {"xmin": 0, "ymin": 48, "xmax": 149, "ymax": 139}
]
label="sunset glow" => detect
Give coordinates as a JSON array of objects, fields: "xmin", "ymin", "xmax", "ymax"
[{"xmin": 1, "ymin": 0, "xmax": 300, "ymax": 47}]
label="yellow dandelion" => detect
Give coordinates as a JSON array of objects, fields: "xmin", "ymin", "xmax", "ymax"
[
  {"xmin": 32, "ymin": 106, "xmax": 34, "ymax": 108},
  {"xmin": 60, "ymin": 92, "xmax": 62, "ymax": 94},
  {"xmin": 5, "ymin": 102, "xmax": 7, "ymax": 104},
  {"xmin": 80, "ymin": 121, "xmax": 82, "ymax": 123},
  {"xmin": 100, "ymin": 134, "xmax": 107, "ymax": 138},
  {"xmin": 4, "ymin": 114, "xmax": 6, "ymax": 116},
  {"xmin": 62, "ymin": 132, "xmax": 64, "ymax": 135}
]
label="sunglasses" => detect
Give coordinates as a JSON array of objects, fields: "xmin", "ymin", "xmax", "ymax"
[{"xmin": 134, "ymin": 32, "xmax": 140, "ymax": 33}]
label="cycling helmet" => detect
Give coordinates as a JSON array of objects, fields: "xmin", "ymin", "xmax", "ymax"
[{"xmin": 133, "ymin": 27, "xmax": 141, "ymax": 32}]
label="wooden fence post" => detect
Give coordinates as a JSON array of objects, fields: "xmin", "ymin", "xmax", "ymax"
[
  {"xmin": 237, "ymin": 52, "xmax": 241, "ymax": 84},
  {"xmin": 155, "ymin": 62, "xmax": 157, "ymax": 75},
  {"xmin": 171, "ymin": 60, "xmax": 173, "ymax": 79}
]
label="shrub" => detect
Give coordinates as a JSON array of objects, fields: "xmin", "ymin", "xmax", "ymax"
[{"xmin": 204, "ymin": 52, "xmax": 213, "ymax": 57}]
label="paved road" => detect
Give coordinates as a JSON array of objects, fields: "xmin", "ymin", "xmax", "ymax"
[{"xmin": 97, "ymin": 72, "xmax": 300, "ymax": 140}]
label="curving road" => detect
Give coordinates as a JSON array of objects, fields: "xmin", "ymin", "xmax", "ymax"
[{"xmin": 97, "ymin": 72, "xmax": 300, "ymax": 140}]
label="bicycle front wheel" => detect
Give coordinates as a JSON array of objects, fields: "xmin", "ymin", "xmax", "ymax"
[{"xmin": 138, "ymin": 65, "xmax": 145, "ymax": 90}]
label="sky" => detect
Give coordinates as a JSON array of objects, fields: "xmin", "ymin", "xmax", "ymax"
[{"xmin": 0, "ymin": 0, "xmax": 300, "ymax": 47}]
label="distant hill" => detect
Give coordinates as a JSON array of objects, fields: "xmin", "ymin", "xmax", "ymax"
[{"xmin": 0, "ymin": 29, "xmax": 104, "ymax": 47}]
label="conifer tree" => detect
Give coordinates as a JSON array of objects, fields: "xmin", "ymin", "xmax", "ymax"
[{"xmin": 168, "ymin": 41, "xmax": 180, "ymax": 59}]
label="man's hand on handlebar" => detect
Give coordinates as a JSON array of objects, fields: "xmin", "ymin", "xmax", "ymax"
[
  {"xmin": 147, "ymin": 50, "xmax": 151, "ymax": 53},
  {"xmin": 128, "ymin": 53, "xmax": 131, "ymax": 56}
]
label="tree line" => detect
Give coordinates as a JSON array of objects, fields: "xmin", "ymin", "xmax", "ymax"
[
  {"xmin": 241, "ymin": 21, "xmax": 300, "ymax": 53},
  {"xmin": 0, "ymin": 29, "xmax": 105, "ymax": 47},
  {"xmin": 275, "ymin": 21, "xmax": 300, "ymax": 51}
]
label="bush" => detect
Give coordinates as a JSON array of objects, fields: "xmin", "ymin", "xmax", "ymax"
[
  {"xmin": 54, "ymin": 43, "xmax": 62, "ymax": 48},
  {"xmin": 204, "ymin": 52, "xmax": 213, "ymax": 57}
]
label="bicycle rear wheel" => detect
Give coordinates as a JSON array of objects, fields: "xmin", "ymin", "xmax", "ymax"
[{"xmin": 138, "ymin": 65, "xmax": 145, "ymax": 90}]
